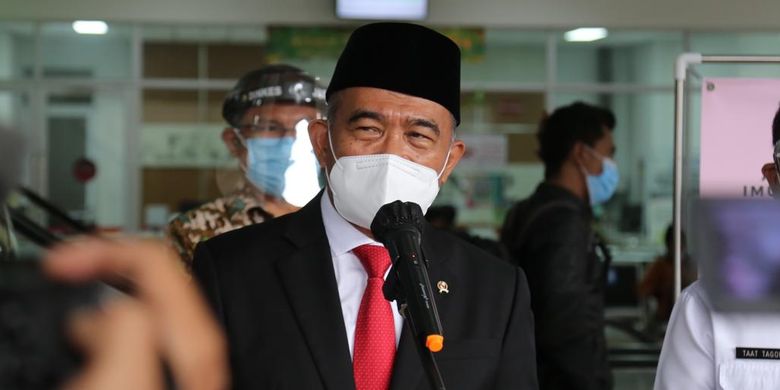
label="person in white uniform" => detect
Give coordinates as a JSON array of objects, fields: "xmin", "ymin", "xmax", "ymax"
[
  {"xmin": 654, "ymin": 280, "xmax": 780, "ymax": 389},
  {"xmin": 654, "ymin": 107, "xmax": 780, "ymax": 390}
]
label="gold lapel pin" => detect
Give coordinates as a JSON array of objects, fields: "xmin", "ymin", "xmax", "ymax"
[{"xmin": 437, "ymin": 281, "xmax": 449, "ymax": 294}]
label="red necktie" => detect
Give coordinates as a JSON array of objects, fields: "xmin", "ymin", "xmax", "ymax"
[{"xmin": 352, "ymin": 244, "xmax": 396, "ymax": 390}]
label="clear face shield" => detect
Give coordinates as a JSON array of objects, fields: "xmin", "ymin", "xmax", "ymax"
[{"xmin": 224, "ymin": 72, "xmax": 327, "ymax": 207}]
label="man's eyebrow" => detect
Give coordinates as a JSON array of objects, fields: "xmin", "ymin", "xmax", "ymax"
[
  {"xmin": 408, "ymin": 117, "xmax": 440, "ymax": 136},
  {"xmin": 347, "ymin": 110, "xmax": 385, "ymax": 124}
]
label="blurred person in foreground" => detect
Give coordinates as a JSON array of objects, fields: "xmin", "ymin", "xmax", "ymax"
[
  {"xmin": 167, "ymin": 64, "xmax": 325, "ymax": 268},
  {"xmin": 43, "ymin": 238, "xmax": 229, "ymax": 390},
  {"xmin": 192, "ymin": 22, "xmax": 538, "ymax": 389},
  {"xmin": 638, "ymin": 224, "xmax": 697, "ymax": 324},
  {"xmin": 654, "ymin": 106, "xmax": 780, "ymax": 390},
  {"xmin": 500, "ymin": 102, "xmax": 617, "ymax": 390},
  {"xmin": 1, "ymin": 129, "xmax": 226, "ymax": 389}
]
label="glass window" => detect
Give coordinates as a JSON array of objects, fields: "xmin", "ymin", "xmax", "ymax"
[
  {"xmin": 462, "ymin": 29, "xmax": 548, "ymax": 86},
  {"xmin": 142, "ymin": 24, "xmax": 269, "ymax": 80},
  {"xmin": 557, "ymin": 30, "xmax": 685, "ymax": 86},
  {"xmin": 141, "ymin": 87, "xmax": 233, "ymax": 228},
  {"xmin": 143, "ymin": 42, "xmax": 199, "ymax": 79},
  {"xmin": 0, "ymin": 22, "xmax": 35, "ymax": 80},
  {"xmin": 0, "ymin": 89, "xmax": 32, "ymax": 130},
  {"xmin": 206, "ymin": 43, "xmax": 265, "ymax": 80},
  {"xmin": 40, "ymin": 22, "xmax": 133, "ymax": 80},
  {"xmin": 690, "ymin": 32, "xmax": 780, "ymax": 79}
]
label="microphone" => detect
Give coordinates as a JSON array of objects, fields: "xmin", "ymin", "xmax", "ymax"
[{"xmin": 370, "ymin": 201, "xmax": 444, "ymax": 354}]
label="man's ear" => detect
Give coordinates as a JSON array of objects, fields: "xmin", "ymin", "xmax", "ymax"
[
  {"xmin": 308, "ymin": 119, "xmax": 333, "ymax": 169},
  {"xmin": 762, "ymin": 162, "xmax": 779, "ymax": 185},
  {"xmin": 438, "ymin": 140, "xmax": 466, "ymax": 186},
  {"xmin": 222, "ymin": 128, "xmax": 243, "ymax": 157},
  {"xmin": 571, "ymin": 142, "xmax": 588, "ymax": 166}
]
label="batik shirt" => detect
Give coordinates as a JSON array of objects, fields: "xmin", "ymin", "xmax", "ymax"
[{"xmin": 167, "ymin": 186, "xmax": 272, "ymax": 271}]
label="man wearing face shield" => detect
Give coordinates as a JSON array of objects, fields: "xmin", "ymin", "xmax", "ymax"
[
  {"xmin": 192, "ymin": 23, "xmax": 538, "ymax": 389},
  {"xmin": 167, "ymin": 65, "xmax": 326, "ymax": 268},
  {"xmin": 501, "ymin": 102, "xmax": 617, "ymax": 390}
]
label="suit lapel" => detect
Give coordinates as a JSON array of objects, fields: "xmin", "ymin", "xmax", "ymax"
[
  {"xmin": 389, "ymin": 325, "xmax": 424, "ymax": 390},
  {"xmin": 389, "ymin": 223, "xmax": 456, "ymax": 390},
  {"xmin": 276, "ymin": 193, "xmax": 355, "ymax": 390}
]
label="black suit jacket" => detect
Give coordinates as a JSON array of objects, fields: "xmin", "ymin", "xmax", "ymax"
[{"xmin": 193, "ymin": 194, "xmax": 538, "ymax": 389}]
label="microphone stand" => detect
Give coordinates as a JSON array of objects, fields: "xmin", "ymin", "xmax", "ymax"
[{"xmin": 384, "ymin": 263, "xmax": 446, "ymax": 390}]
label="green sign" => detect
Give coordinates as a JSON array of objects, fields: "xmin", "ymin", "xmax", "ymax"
[
  {"xmin": 438, "ymin": 28, "xmax": 485, "ymax": 62},
  {"xmin": 267, "ymin": 26, "xmax": 485, "ymax": 62},
  {"xmin": 267, "ymin": 27, "xmax": 352, "ymax": 61}
]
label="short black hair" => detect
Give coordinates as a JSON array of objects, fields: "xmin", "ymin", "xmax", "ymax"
[
  {"xmin": 537, "ymin": 102, "xmax": 614, "ymax": 179},
  {"xmin": 597, "ymin": 106, "xmax": 617, "ymax": 130},
  {"xmin": 773, "ymin": 104, "xmax": 780, "ymax": 145},
  {"xmin": 425, "ymin": 205, "xmax": 457, "ymax": 228}
]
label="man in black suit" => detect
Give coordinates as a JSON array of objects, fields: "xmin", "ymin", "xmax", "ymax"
[{"xmin": 193, "ymin": 22, "xmax": 538, "ymax": 390}]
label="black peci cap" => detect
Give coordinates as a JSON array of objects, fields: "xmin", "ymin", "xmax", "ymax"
[
  {"xmin": 326, "ymin": 23, "xmax": 461, "ymax": 125},
  {"xmin": 222, "ymin": 64, "xmax": 326, "ymax": 127}
]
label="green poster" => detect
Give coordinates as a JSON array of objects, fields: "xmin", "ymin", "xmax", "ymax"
[{"xmin": 267, "ymin": 26, "xmax": 485, "ymax": 62}]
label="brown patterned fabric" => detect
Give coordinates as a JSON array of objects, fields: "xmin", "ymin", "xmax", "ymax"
[{"xmin": 167, "ymin": 186, "xmax": 272, "ymax": 271}]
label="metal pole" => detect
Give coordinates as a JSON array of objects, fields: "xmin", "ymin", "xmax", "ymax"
[
  {"xmin": 673, "ymin": 79, "xmax": 685, "ymax": 301},
  {"xmin": 673, "ymin": 53, "xmax": 701, "ymax": 301},
  {"xmin": 702, "ymin": 55, "xmax": 780, "ymax": 63}
]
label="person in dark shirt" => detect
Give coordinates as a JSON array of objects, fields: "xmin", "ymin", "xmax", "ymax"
[{"xmin": 501, "ymin": 101, "xmax": 617, "ymax": 390}]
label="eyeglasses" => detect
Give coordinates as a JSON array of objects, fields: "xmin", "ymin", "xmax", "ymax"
[{"xmin": 234, "ymin": 117, "xmax": 312, "ymax": 139}]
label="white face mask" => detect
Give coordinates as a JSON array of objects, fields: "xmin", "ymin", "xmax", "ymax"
[{"xmin": 326, "ymin": 129, "xmax": 450, "ymax": 229}]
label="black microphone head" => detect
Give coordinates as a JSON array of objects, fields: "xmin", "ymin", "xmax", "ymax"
[{"xmin": 370, "ymin": 201, "xmax": 425, "ymax": 241}]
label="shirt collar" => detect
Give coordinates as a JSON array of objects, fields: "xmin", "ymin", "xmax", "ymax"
[{"xmin": 320, "ymin": 190, "xmax": 382, "ymax": 256}]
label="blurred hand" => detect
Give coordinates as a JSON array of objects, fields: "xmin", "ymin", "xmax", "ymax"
[{"xmin": 44, "ymin": 238, "xmax": 229, "ymax": 390}]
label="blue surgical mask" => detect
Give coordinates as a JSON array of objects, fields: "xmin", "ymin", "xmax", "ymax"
[
  {"xmin": 244, "ymin": 137, "xmax": 294, "ymax": 198},
  {"xmin": 584, "ymin": 150, "xmax": 619, "ymax": 206}
]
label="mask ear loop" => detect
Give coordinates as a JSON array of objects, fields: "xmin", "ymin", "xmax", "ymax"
[
  {"xmin": 323, "ymin": 123, "xmax": 341, "ymax": 193},
  {"xmin": 326, "ymin": 123, "xmax": 339, "ymax": 164},
  {"xmin": 578, "ymin": 144, "xmax": 596, "ymax": 177},
  {"xmin": 436, "ymin": 135, "xmax": 455, "ymax": 180},
  {"xmin": 584, "ymin": 145, "xmax": 606, "ymax": 161},
  {"xmin": 232, "ymin": 127, "xmax": 248, "ymax": 149},
  {"xmin": 232, "ymin": 128, "xmax": 251, "ymax": 175},
  {"xmin": 322, "ymin": 124, "xmax": 360, "ymax": 226}
]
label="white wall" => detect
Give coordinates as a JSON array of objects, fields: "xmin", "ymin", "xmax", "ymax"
[{"xmin": 3, "ymin": 0, "xmax": 780, "ymax": 29}]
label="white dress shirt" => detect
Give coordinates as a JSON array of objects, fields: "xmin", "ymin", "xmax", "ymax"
[
  {"xmin": 655, "ymin": 281, "xmax": 780, "ymax": 390},
  {"xmin": 320, "ymin": 191, "xmax": 404, "ymax": 359}
]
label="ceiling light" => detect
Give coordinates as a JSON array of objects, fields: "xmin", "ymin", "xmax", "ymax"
[
  {"xmin": 72, "ymin": 21, "xmax": 108, "ymax": 35},
  {"xmin": 564, "ymin": 28, "xmax": 608, "ymax": 42}
]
